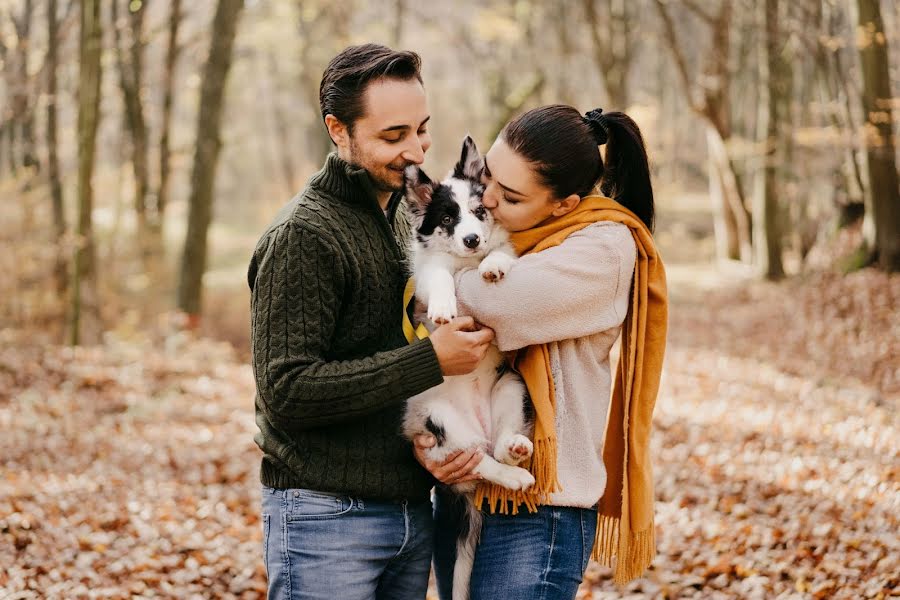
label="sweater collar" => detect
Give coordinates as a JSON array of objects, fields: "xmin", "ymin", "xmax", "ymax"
[
  {"xmin": 310, "ymin": 152, "xmax": 406, "ymax": 225},
  {"xmin": 310, "ymin": 152, "xmax": 383, "ymax": 208}
]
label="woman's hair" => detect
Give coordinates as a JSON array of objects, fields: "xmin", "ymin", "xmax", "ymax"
[
  {"xmin": 500, "ymin": 104, "xmax": 655, "ymax": 232},
  {"xmin": 319, "ymin": 44, "xmax": 422, "ymax": 134}
]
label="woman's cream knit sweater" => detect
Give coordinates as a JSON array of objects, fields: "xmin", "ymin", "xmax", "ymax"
[{"xmin": 455, "ymin": 221, "xmax": 636, "ymax": 508}]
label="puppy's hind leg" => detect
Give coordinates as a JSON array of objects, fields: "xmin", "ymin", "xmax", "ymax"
[{"xmin": 490, "ymin": 369, "xmax": 534, "ymax": 466}]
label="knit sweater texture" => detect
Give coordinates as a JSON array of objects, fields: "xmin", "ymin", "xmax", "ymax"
[
  {"xmin": 456, "ymin": 221, "xmax": 637, "ymax": 508},
  {"xmin": 248, "ymin": 153, "xmax": 444, "ymax": 502}
]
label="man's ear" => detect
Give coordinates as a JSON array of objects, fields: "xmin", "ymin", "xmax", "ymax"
[
  {"xmin": 324, "ymin": 114, "xmax": 348, "ymax": 149},
  {"xmin": 551, "ymin": 194, "xmax": 581, "ymax": 217},
  {"xmin": 404, "ymin": 165, "xmax": 435, "ymax": 215}
]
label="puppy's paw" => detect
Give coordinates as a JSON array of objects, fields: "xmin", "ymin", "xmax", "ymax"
[
  {"xmin": 495, "ymin": 434, "xmax": 534, "ymax": 465},
  {"xmin": 496, "ymin": 466, "xmax": 535, "ymax": 491},
  {"xmin": 478, "ymin": 252, "xmax": 515, "ymax": 282},
  {"xmin": 427, "ymin": 293, "xmax": 458, "ymax": 324}
]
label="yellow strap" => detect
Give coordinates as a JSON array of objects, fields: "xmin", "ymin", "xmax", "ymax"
[{"xmin": 402, "ymin": 277, "xmax": 430, "ymax": 343}]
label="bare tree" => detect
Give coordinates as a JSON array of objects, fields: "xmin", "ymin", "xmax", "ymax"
[
  {"xmin": 47, "ymin": 0, "xmax": 67, "ymax": 295},
  {"xmin": 265, "ymin": 50, "xmax": 298, "ymax": 194},
  {"xmin": 3, "ymin": 0, "xmax": 37, "ymax": 177},
  {"xmin": 177, "ymin": 0, "xmax": 245, "ymax": 320},
  {"xmin": 296, "ymin": 0, "xmax": 353, "ymax": 167},
  {"xmin": 856, "ymin": 0, "xmax": 900, "ymax": 272},
  {"xmin": 111, "ymin": 0, "xmax": 150, "ymax": 237},
  {"xmin": 583, "ymin": 0, "xmax": 633, "ymax": 109},
  {"xmin": 752, "ymin": 0, "xmax": 784, "ymax": 279},
  {"xmin": 653, "ymin": 0, "xmax": 753, "ymax": 263},
  {"xmin": 71, "ymin": 0, "xmax": 103, "ymax": 345},
  {"xmin": 156, "ymin": 0, "xmax": 183, "ymax": 232},
  {"xmin": 392, "ymin": 0, "xmax": 404, "ymax": 47}
]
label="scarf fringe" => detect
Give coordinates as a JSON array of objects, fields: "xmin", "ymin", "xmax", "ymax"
[
  {"xmin": 591, "ymin": 514, "xmax": 657, "ymax": 585},
  {"xmin": 473, "ymin": 437, "xmax": 561, "ymax": 515}
]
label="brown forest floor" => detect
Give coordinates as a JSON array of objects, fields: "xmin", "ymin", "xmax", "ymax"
[{"xmin": 2, "ymin": 224, "xmax": 898, "ymax": 599}]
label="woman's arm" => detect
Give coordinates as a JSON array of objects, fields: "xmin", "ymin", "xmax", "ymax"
[{"xmin": 455, "ymin": 221, "xmax": 637, "ymax": 351}]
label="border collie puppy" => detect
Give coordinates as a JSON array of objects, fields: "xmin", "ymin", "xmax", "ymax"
[{"xmin": 402, "ymin": 136, "xmax": 535, "ymax": 600}]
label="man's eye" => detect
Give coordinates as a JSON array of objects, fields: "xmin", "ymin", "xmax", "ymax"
[
  {"xmin": 385, "ymin": 137, "xmax": 402, "ymax": 144},
  {"xmin": 503, "ymin": 195, "xmax": 519, "ymax": 205},
  {"xmin": 441, "ymin": 215, "xmax": 453, "ymax": 225}
]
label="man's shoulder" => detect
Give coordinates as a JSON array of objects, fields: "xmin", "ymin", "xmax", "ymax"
[{"xmin": 255, "ymin": 189, "xmax": 344, "ymax": 247}]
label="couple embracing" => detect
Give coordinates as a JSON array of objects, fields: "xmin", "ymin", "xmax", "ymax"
[{"xmin": 248, "ymin": 43, "xmax": 667, "ymax": 600}]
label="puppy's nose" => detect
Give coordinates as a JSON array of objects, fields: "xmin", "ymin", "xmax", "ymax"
[{"xmin": 463, "ymin": 234, "xmax": 481, "ymax": 249}]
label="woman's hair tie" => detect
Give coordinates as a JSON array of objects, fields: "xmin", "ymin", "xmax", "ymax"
[{"xmin": 583, "ymin": 108, "xmax": 609, "ymax": 145}]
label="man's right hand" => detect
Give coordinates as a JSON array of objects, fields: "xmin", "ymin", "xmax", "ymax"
[{"xmin": 429, "ymin": 316, "xmax": 495, "ymax": 376}]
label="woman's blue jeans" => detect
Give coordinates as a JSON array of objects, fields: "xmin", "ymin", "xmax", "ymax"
[{"xmin": 433, "ymin": 486, "xmax": 598, "ymax": 600}]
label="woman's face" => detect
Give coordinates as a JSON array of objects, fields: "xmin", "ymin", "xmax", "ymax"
[{"xmin": 480, "ymin": 138, "xmax": 577, "ymax": 232}]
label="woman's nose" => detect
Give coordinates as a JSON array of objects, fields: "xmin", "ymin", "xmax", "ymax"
[{"xmin": 482, "ymin": 185, "xmax": 498, "ymax": 208}]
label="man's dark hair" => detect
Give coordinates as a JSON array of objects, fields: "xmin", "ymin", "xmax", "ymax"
[{"xmin": 319, "ymin": 44, "xmax": 423, "ymax": 134}]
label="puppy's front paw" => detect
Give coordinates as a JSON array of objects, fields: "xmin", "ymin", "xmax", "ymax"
[
  {"xmin": 496, "ymin": 466, "xmax": 535, "ymax": 491},
  {"xmin": 495, "ymin": 434, "xmax": 534, "ymax": 465},
  {"xmin": 479, "ymin": 252, "xmax": 515, "ymax": 282},
  {"xmin": 428, "ymin": 293, "xmax": 458, "ymax": 324}
]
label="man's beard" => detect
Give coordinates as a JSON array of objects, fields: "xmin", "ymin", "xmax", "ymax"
[{"xmin": 348, "ymin": 136, "xmax": 408, "ymax": 193}]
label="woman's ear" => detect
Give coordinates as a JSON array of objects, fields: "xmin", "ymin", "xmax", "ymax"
[
  {"xmin": 324, "ymin": 114, "xmax": 348, "ymax": 150},
  {"xmin": 551, "ymin": 194, "xmax": 581, "ymax": 217}
]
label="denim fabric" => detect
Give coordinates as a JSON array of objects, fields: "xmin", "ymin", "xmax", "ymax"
[
  {"xmin": 261, "ymin": 485, "xmax": 434, "ymax": 600},
  {"xmin": 432, "ymin": 486, "xmax": 597, "ymax": 600}
]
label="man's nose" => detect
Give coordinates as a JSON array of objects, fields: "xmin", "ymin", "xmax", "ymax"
[{"xmin": 402, "ymin": 138, "xmax": 425, "ymax": 165}]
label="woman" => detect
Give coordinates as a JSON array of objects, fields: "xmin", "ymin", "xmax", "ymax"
[{"xmin": 414, "ymin": 105, "xmax": 668, "ymax": 600}]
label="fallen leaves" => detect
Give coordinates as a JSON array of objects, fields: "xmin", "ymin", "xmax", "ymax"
[
  {"xmin": 2, "ymin": 266, "xmax": 898, "ymax": 599},
  {"xmin": 0, "ymin": 332, "xmax": 267, "ymax": 599}
]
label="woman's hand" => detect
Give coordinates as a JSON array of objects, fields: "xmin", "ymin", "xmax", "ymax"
[{"xmin": 412, "ymin": 434, "xmax": 485, "ymax": 485}]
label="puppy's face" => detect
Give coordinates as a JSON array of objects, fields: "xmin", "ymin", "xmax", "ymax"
[{"xmin": 405, "ymin": 136, "xmax": 497, "ymax": 258}]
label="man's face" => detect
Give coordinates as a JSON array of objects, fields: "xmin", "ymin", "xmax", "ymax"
[{"xmin": 345, "ymin": 78, "xmax": 432, "ymax": 193}]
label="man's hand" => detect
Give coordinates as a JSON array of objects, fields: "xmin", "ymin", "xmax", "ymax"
[
  {"xmin": 412, "ymin": 434, "xmax": 484, "ymax": 485},
  {"xmin": 429, "ymin": 316, "xmax": 495, "ymax": 376}
]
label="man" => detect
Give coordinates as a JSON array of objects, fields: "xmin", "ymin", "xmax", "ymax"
[{"xmin": 248, "ymin": 44, "xmax": 491, "ymax": 600}]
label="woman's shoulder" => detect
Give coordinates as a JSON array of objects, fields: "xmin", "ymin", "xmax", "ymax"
[{"xmin": 566, "ymin": 221, "xmax": 636, "ymax": 259}]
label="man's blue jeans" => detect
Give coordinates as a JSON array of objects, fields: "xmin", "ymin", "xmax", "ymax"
[
  {"xmin": 433, "ymin": 486, "xmax": 597, "ymax": 600},
  {"xmin": 261, "ymin": 486, "xmax": 434, "ymax": 600}
]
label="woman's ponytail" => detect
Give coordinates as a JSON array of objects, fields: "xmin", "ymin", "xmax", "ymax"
[{"xmin": 584, "ymin": 109, "xmax": 655, "ymax": 233}]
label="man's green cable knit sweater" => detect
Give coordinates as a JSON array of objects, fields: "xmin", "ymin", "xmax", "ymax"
[{"xmin": 248, "ymin": 153, "xmax": 444, "ymax": 502}]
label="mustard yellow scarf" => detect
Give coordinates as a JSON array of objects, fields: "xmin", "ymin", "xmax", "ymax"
[{"xmin": 473, "ymin": 194, "xmax": 668, "ymax": 585}]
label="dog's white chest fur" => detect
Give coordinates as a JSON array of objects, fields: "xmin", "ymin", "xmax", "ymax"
[{"xmin": 400, "ymin": 136, "xmax": 535, "ymax": 600}]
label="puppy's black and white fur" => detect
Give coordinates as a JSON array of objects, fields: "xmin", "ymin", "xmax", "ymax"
[{"xmin": 402, "ymin": 137, "xmax": 534, "ymax": 600}]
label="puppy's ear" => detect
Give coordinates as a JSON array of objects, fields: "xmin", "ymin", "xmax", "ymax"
[
  {"xmin": 404, "ymin": 165, "xmax": 434, "ymax": 214},
  {"xmin": 452, "ymin": 135, "xmax": 483, "ymax": 181}
]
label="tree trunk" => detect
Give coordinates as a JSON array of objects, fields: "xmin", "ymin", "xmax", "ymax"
[
  {"xmin": 392, "ymin": 0, "xmax": 404, "ymax": 47},
  {"xmin": 708, "ymin": 140, "xmax": 740, "ymax": 261},
  {"xmin": 156, "ymin": 0, "xmax": 182, "ymax": 231},
  {"xmin": 752, "ymin": 0, "xmax": 784, "ymax": 279},
  {"xmin": 856, "ymin": 0, "xmax": 900, "ymax": 272},
  {"xmin": 707, "ymin": 125, "xmax": 752, "ymax": 262},
  {"xmin": 47, "ymin": 0, "xmax": 67, "ymax": 296},
  {"xmin": 71, "ymin": 0, "xmax": 103, "ymax": 346},
  {"xmin": 653, "ymin": 0, "xmax": 753, "ymax": 264},
  {"xmin": 266, "ymin": 51, "xmax": 298, "ymax": 195},
  {"xmin": 19, "ymin": 0, "xmax": 39, "ymax": 176},
  {"xmin": 112, "ymin": 0, "xmax": 150, "ymax": 236},
  {"xmin": 583, "ymin": 0, "xmax": 630, "ymax": 108},
  {"xmin": 177, "ymin": 0, "xmax": 244, "ymax": 319}
]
